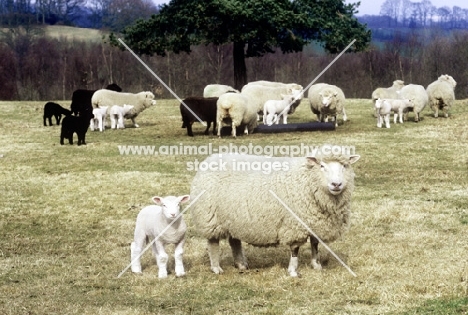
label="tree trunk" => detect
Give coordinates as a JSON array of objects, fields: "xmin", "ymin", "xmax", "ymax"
[{"xmin": 233, "ymin": 41, "xmax": 247, "ymax": 90}]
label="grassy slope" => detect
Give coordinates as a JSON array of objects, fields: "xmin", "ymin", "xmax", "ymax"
[{"xmin": 0, "ymin": 98, "xmax": 467, "ymax": 314}]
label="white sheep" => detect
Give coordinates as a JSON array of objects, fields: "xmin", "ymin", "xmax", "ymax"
[
  {"xmin": 216, "ymin": 93, "xmax": 258, "ymax": 138},
  {"xmin": 371, "ymin": 80, "xmax": 405, "ymax": 117},
  {"xmin": 89, "ymin": 106, "xmax": 108, "ymax": 132},
  {"xmin": 375, "ymin": 98, "xmax": 413, "ymax": 128},
  {"xmin": 190, "ymin": 150, "xmax": 360, "ymax": 277},
  {"xmin": 109, "ymin": 104, "xmax": 134, "ymax": 129},
  {"xmin": 246, "ymin": 80, "xmax": 303, "ymax": 92},
  {"xmin": 426, "ymin": 74, "xmax": 457, "ymax": 118},
  {"xmin": 308, "ymin": 83, "xmax": 347, "ymax": 127},
  {"xmin": 203, "ymin": 84, "xmax": 240, "ymax": 98},
  {"xmin": 91, "ymin": 90, "xmax": 156, "ymax": 128},
  {"xmin": 131, "ymin": 195, "xmax": 190, "ymax": 278},
  {"xmin": 262, "ymin": 93, "xmax": 297, "ymax": 126},
  {"xmin": 399, "ymin": 84, "xmax": 428, "ymax": 122}
]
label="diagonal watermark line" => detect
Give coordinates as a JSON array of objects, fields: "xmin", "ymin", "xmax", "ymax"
[
  {"xmin": 117, "ymin": 190, "xmax": 206, "ymax": 278},
  {"xmin": 269, "ymin": 189, "xmax": 357, "ymax": 277},
  {"xmin": 277, "ymin": 39, "xmax": 357, "ymax": 123},
  {"xmin": 117, "ymin": 38, "xmax": 207, "ymax": 126}
]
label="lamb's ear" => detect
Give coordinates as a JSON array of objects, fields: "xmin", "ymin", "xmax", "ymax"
[
  {"xmin": 152, "ymin": 196, "xmax": 164, "ymax": 206},
  {"xmin": 306, "ymin": 157, "xmax": 320, "ymax": 167},
  {"xmin": 349, "ymin": 155, "xmax": 360, "ymax": 164},
  {"xmin": 178, "ymin": 195, "xmax": 190, "ymax": 204}
]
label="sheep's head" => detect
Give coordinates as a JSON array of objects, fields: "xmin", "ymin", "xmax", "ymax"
[
  {"xmin": 393, "ymin": 80, "xmax": 405, "ymax": 89},
  {"xmin": 307, "ymin": 154, "xmax": 360, "ymax": 195},
  {"xmin": 152, "ymin": 195, "xmax": 190, "ymax": 220},
  {"xmin": 375, "ymin": 98, "xmax": 383, "ymax": 109},
  {"xmin": 319, "ymin": 90, "xmax": 338, "ymax": 108},
  {"xmin": 439, "ymin": 74, "xmax": 457, "ymax": 88}
]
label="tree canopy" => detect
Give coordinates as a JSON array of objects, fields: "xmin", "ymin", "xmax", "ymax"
[{"xmin": 117, "ymin": 0, "xmax": 371, "ymax": 89}]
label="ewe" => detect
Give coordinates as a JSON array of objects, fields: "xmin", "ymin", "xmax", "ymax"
[
  {"xmin": 180, "ymin": 96, "xmax": 218, "ymax": 137},
  {"xmin": 426, "ymin": 74, "xmax": 457, "ymax": 118},
  {"xmin": 308, "ymin": 83, "xmax": 347, "ymax": 127},
  {"xmin": 216, "ymin": 93, "xmax": 258, "ymax": 138}
]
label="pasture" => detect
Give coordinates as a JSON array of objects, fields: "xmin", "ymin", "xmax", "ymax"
[{"xmin": 0, "ymin": 98, "xmax": 467, "ymax": 314}]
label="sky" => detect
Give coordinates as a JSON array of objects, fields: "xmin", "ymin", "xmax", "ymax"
[{"xmin": 152, "ymin": 1, "xmax": 465, "ymax": 16}]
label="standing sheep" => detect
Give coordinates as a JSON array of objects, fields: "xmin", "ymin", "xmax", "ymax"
[
  {"xmin": 308, "ymin": 83, "xmax": 347, "ymax": 127},
  {"xmin": 375, "ymin": 98, "xmax": 413, "ymax": 128},
  {"xmin": 399, "ymin": 84, "xmax": 428, "ymax": 122},
  {"xmin": 216, "ymin": 93, "xmax": 258, "ymax": 138},
  {"xmin": 70, "ymin": 83, "xmax": 122, "ymax": 116},
  {"xmin": 426, "ymin": 74, "xmax": 457, "ymax": 118},
  {"xmin": 180, "ymin": 96, "xmax": 218, "ymax": 137},
  {"xmin": 43, "ymin": 102, "xmax": 71, "ymax": 126},
  {"xmin": 91, "ymin": 90, "xmax": 156, "ymax": 128},
  {"xmin": 89, "ymin": 106, "xmax": 108, "ymax": 132},
  {"xmin": 203, "ymin": 84, "xmax": 240, "ymax": 98},
  {"xmin": 190, "ymin": 151, "xmax": 360, "ymax": 277},
  {"xmin": 109, "ymin": 104, "xmax": 135, "ymax": 129},
  {"xmin": 131, "ymin": 195, "xmax": 190, "ymax": 278},
  {"xmin": 371, "ymin": 80, "xmax": 405, "ymax": 117},
  {"xmin": 262, "ymin": 93, "xmax": 297, "ymax": 126}
]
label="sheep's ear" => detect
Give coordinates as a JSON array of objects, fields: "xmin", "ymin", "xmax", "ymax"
[
  {"xmin": 349, "ymin": 155, "xmax": 360, "ymax": 164},
  {"xmin": 334, "ymin": 92, "xmax": 338, "ymax": 97},
  {"xmin": 178, "ymin": 195, "xmax": 190, "ymax": 204},
  {"xmin": 306, "ymin": 157, "xmax": 320, "ymax": 166},
  {"xmin": 152, "ymin": 196, "xmax": 164, "ymax": 206}
]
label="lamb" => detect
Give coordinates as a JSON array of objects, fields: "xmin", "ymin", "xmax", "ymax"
[
  {"xmin": 426, "ymin": 74, "xmax": 457, "ymax": 118},
  {"xmin": 399, "ymin": 84, "xmax": 429, "ymax": 122},
  {"xmin": 371, "ymin": 80, "xmax": 405, "ymax": 117},
  {"xmin": 60, "ymin": 108, "xmax": 94, "ymax": 145},
  {"xmin": 262, "ymin": 93, "xmax": 297, "ymax": 126},
  {"xmin": 91, "ymin": 90, "xmax": 156, "ymax": 128},
  {"xmin": 43, "ymin": 102, "xmax": 71, "ymax": 126},
  {"xmin": 203, "ymin": 84, "xmax": 240, "ymax": 98},
  {"xmin": 216, "ymin": 93, "xmax": 258, "ymax": 138},
  {"xmin": 190, "ymin": 150, "xmax": 360, "ymax": 277},
  {"xmin": 70, "ymin": 83, "xmax": 122, "ymax": 117},
  {"xmin": 375, "ymin": 98, "xmax": 414, "ymax": 128},
  {"xmin": 131, "ymin": 195, "xmax": 190, "ymax": 278},
  {"xmin": 89, "ymin": 106, "xmax": 108, "ymax": 132},
  {"xmin": 180, "ymin": 96, "xmax": 218, "ymax": 137},
  {"xmin": 308, "ymin": 83, "xmax": 347, "ymax": 127},
  {"xmin": 109, "ymin": 104, "xmax": 135, "ymax": 129}
]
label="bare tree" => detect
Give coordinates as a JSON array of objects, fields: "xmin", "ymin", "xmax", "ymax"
[{"xmin": 380, "ymin": 0, "xmax": 401, "ymax": 26}]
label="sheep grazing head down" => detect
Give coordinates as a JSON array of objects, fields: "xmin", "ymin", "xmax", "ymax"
[
  {"xmin": 152, "ymin": 195, "xmax": 190, "ymax": 220},
  {"xmin": 307, "ymin": 155, "xmax": 360, "ymax": 195}
]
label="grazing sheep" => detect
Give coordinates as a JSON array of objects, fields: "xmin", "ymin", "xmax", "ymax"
[
  {"xmin": 70, "ymin": 83, "xmax": 122, "ymax": 116},
  {"xmin": 60, "ymin": 109, "xmax": 94, "ymax": 145},
  {"xmin": 216, "ymin": 93, "xmax": 258, "ymax": 138},
  {"xmin": 190, "ymin": 151, "xmax": 360, "ymax": 277},
  {"xmin": 43, "ymin": 102, "xmax": 71, "ymax": 126},
  {"xmin": 180, "ymin": 96, "xmax": 218, "ymax": 137},
  {"xmin": 91, "ymin": 90, "xmax": 155, "ymax": 128},
  {"xmin": 203, "ymin": 84, "xmax": 240, "ymax": 98},
  {"xmin": 89, "ymin": 106, "xmax": 108, "ymax": 132},
  {"xmin": 131, "ymin": 195, "xmax": 190, "ymax": 278},
  {"xmin": 399, "ymin": 84, "xmax": 429, "ymax": 122},
  {"xmin": 262, "ymin": 93, "xmax": 297, "ymax": 126},
  {"xmin": 375, "ymin": 98, "xmax": 414, "ymax": 128},
  {"xmin": 109, "ymin": 104, "xmax": 135, "ymax": 129},
  {"xmin": 426, "ymin": 74, "xmax": 457, "ymax": 118},
  {"xmin": 308, "ymin": 83, "xmax": 347, "ymax": 127}
]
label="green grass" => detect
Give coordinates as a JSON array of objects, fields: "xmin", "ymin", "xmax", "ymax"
[{"xmin": 0, "ymin": 98, "xmax": 467, "ymax": 314}]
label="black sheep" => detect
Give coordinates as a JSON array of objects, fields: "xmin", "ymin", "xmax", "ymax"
[
  {"xmin": 70, "ymin": 83, "xmax": 122, "ymax": 116},
  {"xmin": 43, "ymin": 102, "xmax": 71, "ymax": 126},
  {"xmin": 60, "ymin": 108, "xmax": 94, "ymax": 146},
  {"xmin": 180, "ymin": 96, "xmax": 218, "ymax": 137}
]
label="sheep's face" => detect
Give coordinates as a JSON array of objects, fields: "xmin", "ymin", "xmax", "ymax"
[
  {"xmin": 152, "ymin": 195, "xmax": 190, "ymax": 220},
  {"xmin": 307, "ymin": 156, "xmax": 360, "ymax": 195},
  {"xmin": 319, "ymin": 92, "xmax": 337, "ymax": 108}
]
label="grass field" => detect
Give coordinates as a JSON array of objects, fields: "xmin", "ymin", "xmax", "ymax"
[{"xmin": 1, "ymin": 98, "xmax": 467, "ymax": 314}]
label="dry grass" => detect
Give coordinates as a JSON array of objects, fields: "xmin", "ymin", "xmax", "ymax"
[
  {"xmin": 44, "ymin": 25, "xmax": 107, "ymax": 42},
  {"xmin": 0, "ymin": 98, "xmax": 467, "ymax": 314}
]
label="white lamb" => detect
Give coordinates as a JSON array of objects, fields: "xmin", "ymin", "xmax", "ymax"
[
  {"xmin": 216, "ymin": 93, "xmax": 258, "ymax": 138},
  {"xmin": 130, "ymin": 195, "xmax": 190, "ymax": 278},
  {"xmin": 92, "ymin": 90, "xmax": 156, "ymax": 127},
  {"xmin": 308, "ymin": 83, "xmax": 347, "ymax": 127},
  {"xmin": 89, "ymin": 106, "xmax": 108, "ymax": 132},
  {"xmin": 371, "ymin": 80, "xmax": 405, "ymax": 117},
  {"xmin": 190, "ymin": 150, "xmax": 360, "ymax": 277},
  {"xmin": 375, "ymin": 98, "xmax": 413, "ymax": 128},
  {"xmin": 426, "ymin": 74, "xmax": 457, "ymax": 118},
  {"xmin": 109, "ymin": 104, "xmax": 134, "ymax": 129},
  {"xmin": 263, "ymin": 93, "xmax": 297, "ymax": 126},
  {"xmin": 203, "ymin": 84, "xmax": 239, "ymax": 98}
]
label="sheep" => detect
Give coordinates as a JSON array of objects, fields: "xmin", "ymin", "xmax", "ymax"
[
  {"xmin": 43, "ymin": 102, "xmax": 71, "ymax": 126},
  {"xmin": 131, "ymin": 195, "xmax": 190, "ymax": 278},
  {"xmin": 190, "ymin": 150, "xmax": 360, "ymax": 277},
  {"xmin": 246, "ymin": 80, "xmax": 303, "ymax": 92},
  {"xmin": 262, "ymin": 93, "xmax": 297, "ymax": 126},
  {"xmin": 60, "ymin": 108, "xmax": 94, "ymax": 145},
  {"xmin": 308, "ymin": 83, "xmax": 347, "ymax": 127},
  {"xmin": 375, "ymin": 98, "xmax": 414, "ymax": 128},
  {"xmin": 426, "ymin": 74, "xmax": 457, "ymax": 118},
  {"xmin": 180, "ymin": 96, "xmax": 218, "ymax": 137},
  {"xmin": 89, "ymin": 106, "xmax": 108, "ymax": 132},
  {"xmin": 203, "ymin": 84, "xmax": 240, "ymax": 98},
  {"xmin": 91, "ymin": 90, "xmax": 155, "ymax": 128},
  {"xmin": 399, "ymin": 84, "xmax": 429, "ymax": 122},
  {"xmin": 240, "ymin": 83, "xmax": 303, "ymax": 118},
  {"xmin": 371, "ymin": 80, "xmax": 405, "ymax": 117},
  {"xmin": 216, "ymin": 93, "xmax": 258, "ymax": 138},
  {"xmin": 109, "ymin": 104, "xmax": 135, "ymax": 129},
  {"xmin": 70, "ymin": 83, "xmax": 122, "ymax": 117}
]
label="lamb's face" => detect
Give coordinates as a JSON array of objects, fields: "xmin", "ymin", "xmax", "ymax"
[{"xmin": 152, "ymin": 195, "xmax": 190, "ymax": 220}]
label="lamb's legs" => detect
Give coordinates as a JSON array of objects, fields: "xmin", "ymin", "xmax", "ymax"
[
  {"xmin": 288, "ymin": 244, "xmax": 301, "ymax": 277},
  {"xmin": 228, "ymin": 236, "xmax": 248, "ymax": 271},
  {"xmin": 310, "ymin": 236, "xmax": 322, "ymax": 270},
  {"xmin": 207, "ymin": 238, "xmax": 223, "ymax": 274},
  {"xmin": 377, "ymin": 115, "xmax": 382, "ymax": 128},
  {"xmin": 174, "ymin": 239, "xmax": 186, "ymax": 277},
  {"xmin": 342, "ymin": 108, "xmax": 347, "ymax": 122},
  {"xmin": 384, "ymin": 114, "xmax": 390, "ymax": 128},
  {"xmin": 130, "ymin": 241, "xmax": 142, "ymax": 273},
  {"xmin": 153, "ymin": 240, "xmax": 169, "ymax": 278}
]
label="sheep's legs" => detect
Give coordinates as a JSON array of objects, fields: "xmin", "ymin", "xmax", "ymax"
[
  {"xmin": 153, "ymin": 240, "xmax": 169, "ymax": 278},
  {"xmin": 288, "ymin": 244, "xmax": 301, "ymax": 277},
  {"xmin": 384, "ymin": 114, "xmax": 390, "ymax": 128},
  {"xmin": 228, "ymin": 236, "xmax": 248, "ymax": 271},
  {"xmin": 207, "ymin": 238, "xmax": 224, "ymax": 274},
  {"xmin": 342, "ymin": 108, "xmax": 347, "ymax": 122},
  {"xmin": 174, "ymin": 239, "xmax": 186, "ymax": 277},
  {"xmin": 310, "ymin": 236, "xmax": 322, "ymax": 270},
  {"xmin": 130, "ymin": 241, "xmax": 142, "ymax": 273}
]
